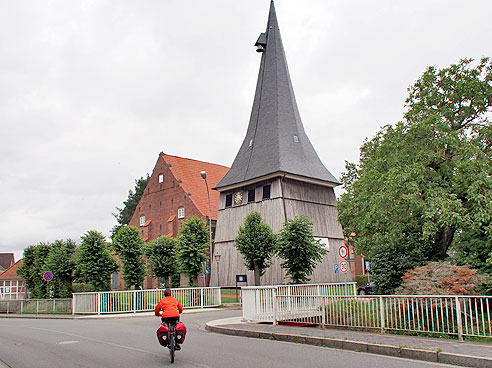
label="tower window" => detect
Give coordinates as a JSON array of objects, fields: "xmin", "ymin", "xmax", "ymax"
[
  {"xmin": 248, "ymin": 188, "xmax": 255, "ymax": 203},
  {"xmin": 262, "ymin": 185, "xmax": 271, "ymax": 199},
  {"xmin": 225, "ymin": 194, "xmax": 233, "ymax": 208}
]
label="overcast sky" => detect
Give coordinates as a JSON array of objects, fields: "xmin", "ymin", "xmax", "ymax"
[{"xmin": 1, "ymin": 0, "xmax": 491, "ymax": 261}]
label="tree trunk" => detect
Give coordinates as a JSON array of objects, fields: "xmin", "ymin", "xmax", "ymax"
[
  {"xmin": 254, "ymin": 265, "xmax": 261, "ymax": 286},
  {"xmin": 437, "ymin": 226, "xmax": 455, "ymax": 259}
]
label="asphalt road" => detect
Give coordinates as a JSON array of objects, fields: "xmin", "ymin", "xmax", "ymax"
[{"xmin": 0, "ymin": 310, "xmax": 456, "ymax": 368}]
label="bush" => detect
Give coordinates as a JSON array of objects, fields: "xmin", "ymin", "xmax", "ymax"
[{"xmin": 396, "ymin": 262, "xmax": 488, "ymax": 295}]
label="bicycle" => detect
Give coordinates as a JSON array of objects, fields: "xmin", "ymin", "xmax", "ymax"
[{"xmin": 167, "ymin": 321, "xmax": 177, "ymax": 363}]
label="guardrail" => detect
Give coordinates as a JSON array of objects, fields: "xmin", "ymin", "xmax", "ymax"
[
  {"xmin": 242, "ymin": 283, "xmax": 357, "ymax": 323},
  {"xmin": 242, "ymin": 290, "xmax": 492, "ymax": 340},
  {"xmin": 0, "ymin": 298, "xmax": 73, "ymax": 314},
  {"xmin": 73, "ymin": 287, "xmax": 221, "ymax": 314}
]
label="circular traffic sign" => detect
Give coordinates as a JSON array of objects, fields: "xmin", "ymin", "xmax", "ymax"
[
  {"xmin": 43, "ymin": 271, "xmax": 54, "ymax": 282},
  {"xmin": 339, "ymin": 260, "xmax": 349, "ymax": 273},
  {"xmin": 338, "ymin": 245, "xmax": 348, "ymax": 259}
]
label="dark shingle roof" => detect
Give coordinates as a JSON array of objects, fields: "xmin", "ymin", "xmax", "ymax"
[
  {"xmin": 0, "ymin": 253, "xmax": 14, "ymax": 272},
  {"xmin": 216, "ymin": 1, "xmax": 340, "ymax": 190}
]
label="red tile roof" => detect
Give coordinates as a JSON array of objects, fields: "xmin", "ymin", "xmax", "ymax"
[
  {"xmin": 0, "ymin": 259, "xmax": 23, "ymax": 280},
  {"xmin": 162, "ymin": 154, "xmax": 229, "ymax": 220}
]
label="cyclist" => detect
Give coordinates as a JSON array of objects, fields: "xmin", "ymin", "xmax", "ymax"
[{"xmin": 155, "ymin": 289, "xmax": 184, "ymax": 350}]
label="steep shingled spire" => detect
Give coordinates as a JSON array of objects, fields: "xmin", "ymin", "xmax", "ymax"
[{"xmin": 216, "ymin": 1, "xmax": 339, "ymax": 190}]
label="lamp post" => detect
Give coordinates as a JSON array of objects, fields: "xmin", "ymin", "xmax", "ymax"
[
  {"xmin": 215, "ymin": 254, "xmax": 221, "ymax": 287},
  {"xmin": 200, "ymin": 171, "xmax": 213, "ymax": 287}
]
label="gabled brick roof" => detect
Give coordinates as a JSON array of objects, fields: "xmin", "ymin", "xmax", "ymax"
[
  {"xmin": 0, "ymin": 259, "xmax": 23, "ymax": 280},
  {"xmin": 162, "ymin": 154, "xmax": 229, "ymax": 220}
]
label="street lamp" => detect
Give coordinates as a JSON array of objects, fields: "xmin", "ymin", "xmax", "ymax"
[
  {"xmin": 215, "ymin": 254, "xmax": 221, "ymax": 287},
  {"xmin": 200, "ymin": 171, "xmax": 213, "ymax": 287}
]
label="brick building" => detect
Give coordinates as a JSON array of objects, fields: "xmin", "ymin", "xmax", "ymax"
[
  {"xmin": 127, "ymin": 152, "xmax": 229, "ymax": 288},
  {"xmin": 0, "ymin": 259, "xmax": 28, "ymax": 300}
]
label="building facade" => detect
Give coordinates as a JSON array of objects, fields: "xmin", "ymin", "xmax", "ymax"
[
  {"xmin": 212, "ymin": 1, "xmax": 351, "ymax": 286},
  {"xmin": 0, "ymin": 259, "xmax": 28, "ymax": 300},
  {"xmin": 127, "ymin": 152, "xmax": 229, "ymax": 288}
]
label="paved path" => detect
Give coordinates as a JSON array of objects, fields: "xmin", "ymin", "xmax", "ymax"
[{"xmin": 206, "ymin": 317, "xmax": 492, "ymax": 368}]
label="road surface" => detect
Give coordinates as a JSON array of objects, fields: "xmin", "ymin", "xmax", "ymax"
[{"xmin": 0, "ymin": 310, "xmax": 456, "ymax": 368}]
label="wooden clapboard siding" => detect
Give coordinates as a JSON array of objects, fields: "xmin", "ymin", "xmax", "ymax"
[
  {"xmin": 211, "ymin": 238, "xmax": 351, "ymax": 286},
  {"xmin": 283, "ymin": 199, "xmax": 343, "ymax": 239},
  {"xmin": 281, "ymin": 178, "xmax": 337, "ymax": 205},
  {"xmin": 215, "ymin": 197, "xmax": 285, "ymax": 242}
]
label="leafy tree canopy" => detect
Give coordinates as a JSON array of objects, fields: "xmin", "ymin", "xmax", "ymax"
[
  {"xmin": 277, "ymin": 216, "xmax": 326, "ymax": 284},
  {"xmin": 177, "ymin": 217, "xmax": 208, "ymax": 286},
  {"xmin": 234, "ymin": 211, "xmax": 277, "ymax": 286},
  {"xmin": 16, "ymin": 243, "xmax": 51, "ymax": 298},
  {"xmin": 111, "ymin": 174, "xmax": 149, "ymax": 238},
  {"xmin": 44, "ymin": 239, "xmax": 76, "ymax": 298},
  {"xmin": 338, "ymin": 57, "xmax": 492, "ymax": 293},
  {"xmin": 74, "ymin": 230, "xmax": 119, "ymax": 291},
  {"xmin": 113, "ymin": 226, "xmax": 146, "ymax": 289},
  {"xmin": 145, "ymin": 235, "xmax": 179, "ymax": 287}
]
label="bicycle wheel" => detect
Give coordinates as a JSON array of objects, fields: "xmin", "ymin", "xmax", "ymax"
[{"xmin": 169, "ymin": 333, "xmax": 175, "ymax": 363}]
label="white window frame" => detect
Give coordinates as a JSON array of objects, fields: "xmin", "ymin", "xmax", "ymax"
[
  {"xmin": 158, "ymin": 174, "xmax": 164, "ymax": 183},
  {"xmin": 177, "ymin": 207, "xmax": 185, "ymax": 219},
  {"xmin": 140, "ymin": 215, "xmax": 146, "ymax": 226}
]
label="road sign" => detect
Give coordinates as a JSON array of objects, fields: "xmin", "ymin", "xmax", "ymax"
[
  {"xmin": 43, "ymin": 271, "xmax": 53, "ymax": 282},
  {"xmin": 339, "ymin": 261, "xmax": 349, "ymax": 273},
  {"xmin": 338, "ymin": 245, "xmax": 348, "ymax": 259},
  {"xmin": 236, "ymin": 275, "xmax": 247, "ymax": 283},
  {"xmin": 365, "ymin": 261, "xmax": 370, "ymax": 270},
  {"xmin": 345, "ymin": 258, "xmax": 355, "ymax": 262},
  {"xmin": 198, "ymin": 274, "xmax": 205, "ymax": 278},
  {"xmin": 334, "ymin": 264, "xmax": 339, "ymax": 274}
]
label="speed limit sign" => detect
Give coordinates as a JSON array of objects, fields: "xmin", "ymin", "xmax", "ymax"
[
  {"xmin": 339, "ymin": 260, "xmax": 349, "ymax": 273},
  {"xmin": 338, "ymin": 245, "xmax": 348, "ymax": 259}
]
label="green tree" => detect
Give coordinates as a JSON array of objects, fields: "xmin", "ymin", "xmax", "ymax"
[
  {"xmin": 111, "ymin": 174, "xmax": 149, "ymax": 238},
  {"xmin": 277, "ymin": 216, "xmax": 326, "ymax": 284},
  {"xmin": 177, "ymin": 217, "xmax": 208, "ymax": 286},
  {"xmin": 74, "ymin": 230, "xmax": 119, "ymax": 291},
  {"xmin": 338, "ymin": 58, "xmax": 492, "ymax": 293},
  {"xmin": 234, "ymin": 211, "xmax": 277, "ymax": 286},
  {"xmin": 16, "ymin": 243, "xmax": 51, "ymax": 298},
  {"xmin": 113, "ymin": 226, "xmax": 146, "ymax": 289},
  {"xmin": 145, "ymin": 235, "xmax": 179, "ymax": 287},
  {"xmin": 44, "ymin": 239, "xmax": 76, "ymax": 298}
]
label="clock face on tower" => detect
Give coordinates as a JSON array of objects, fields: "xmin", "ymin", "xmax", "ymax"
[{"xmin": 234, "ymin": 191, "xmax": 243, "ymax": 204}]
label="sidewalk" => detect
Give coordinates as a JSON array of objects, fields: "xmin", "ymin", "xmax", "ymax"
[
  {"xmin": 0, "ymin": 308, "xmax": 222, "ymax": 320},
  {"xmin": 206, "ymin": 317, "xmax": 492, "ymax": 368}
]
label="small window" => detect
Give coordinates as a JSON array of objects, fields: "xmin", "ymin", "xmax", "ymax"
[
  {"xmin": 248, "ymin": 188, "xmax": 255, "ymax": 203},
  {"xmin": 225, "ymin": 194, "xmax": 233, "ymax": 208},
  {"xmin": 178, "ymin": 207, "xmax": 185, "ymax": 219},
  {"xmin": 158, "ymin": 174, "xmax": 164, "ymax": 183},
  {"xmin": 140, "ymin": 215, "xmax": 146, "ymax": 226},
  {"xmin": 263, "ymin": 185, "xmax": 271, "ymax": 199}
]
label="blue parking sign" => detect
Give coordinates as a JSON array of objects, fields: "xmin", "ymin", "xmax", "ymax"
[{"xmin": 334, "ymin": 264, "xmax": 339, "ymax": 274}]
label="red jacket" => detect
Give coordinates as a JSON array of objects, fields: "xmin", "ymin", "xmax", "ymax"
[{"xmin": 155, "ymin": 296, "xmax": 183, "ymax": 318}]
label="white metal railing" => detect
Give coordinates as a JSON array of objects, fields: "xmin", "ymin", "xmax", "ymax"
[
  {"xmin": 73, "ymin": 287, "xmax": 221, "ymax": 314},
  {"xmin": 242, "ymin": 290, "xmax": 492, "ymax": 340},
  {"xmin": 242, "ymin": 283, "xmax": 357, "ymax": 323},
  {"xmin": 0, "ymin": 298, "xmax": 72, "ymax": 314}
]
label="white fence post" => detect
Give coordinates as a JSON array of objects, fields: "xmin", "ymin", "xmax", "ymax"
[
  {"xmin": 97, "ymin": 293, "xmax": 101, "ymax": 315},
  {"xmin": 133, "ymin": 290, "xmax": 137, "ymax": 313},
  {"xmin": 272, "ymin": 288, "xmax": 278, "ymax": 325},
  {"xmin": 456, "ymin": 296, "xmax": 463, "ymax": 341},
  {"xmin": 380, "ymin": 296, "xmax": 385, "ymax": 334}
]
